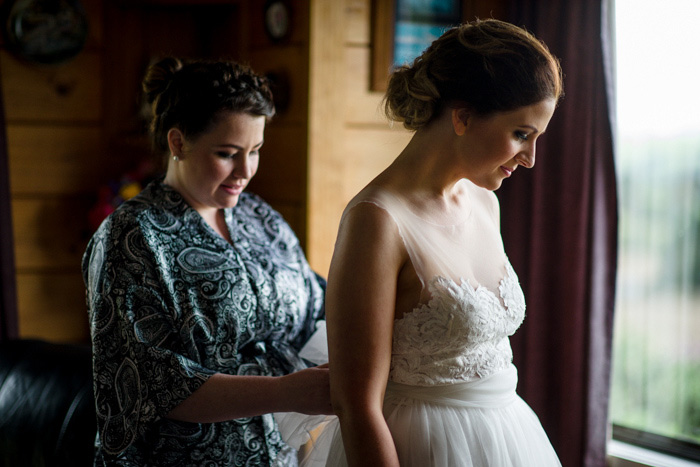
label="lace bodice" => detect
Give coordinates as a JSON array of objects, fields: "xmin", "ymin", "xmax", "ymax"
[
  {"xmin": 390, "ymin": 260, "xmax": 526, "ymax": 385},
  {"xmin": 347, "ymin": 183, "xmax": 527, "ymax": 387}
]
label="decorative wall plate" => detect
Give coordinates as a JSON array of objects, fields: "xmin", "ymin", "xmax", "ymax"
[
  {"xmin": 2, "ymin": 0, "xmax": 89, "ymax": 65},
  {"xmin": 264, "ymin": 0, "xmax": 291, "ymax": 42}
]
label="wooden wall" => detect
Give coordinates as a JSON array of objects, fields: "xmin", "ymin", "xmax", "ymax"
[
  {"xmin": 2, "ymin": 0, "xmax": 310, "ymax": 343},
  {"xmin": 100, "ymin": 0, "xmax": 313, "ymax": 244},
  {"xmin": 306, "ymin": 0, "xmax": 413, "ymax": 276},
  {"xmin": 305, "ymin": 0, "xmax": 507, "ymax": 276},
  {"xmin": 245, "ymin": 0, "xmax": 311, "ymax": 244},
  {"xmin": 2, "ymin": 0, "xmax": 506, "ymax": 343},
  {"xmin": 2, "ymin": 0, "xmax": 104, "ymax": 342}
]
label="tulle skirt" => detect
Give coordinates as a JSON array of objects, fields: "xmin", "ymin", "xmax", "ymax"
[{"xmin": 275, "ymin": 364, "xmax": 561, "ymax": 466}]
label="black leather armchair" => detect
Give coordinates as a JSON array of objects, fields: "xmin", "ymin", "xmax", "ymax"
[{"xmin": 0, "ymin": 339, "xmax": 96, "ymax": 466}]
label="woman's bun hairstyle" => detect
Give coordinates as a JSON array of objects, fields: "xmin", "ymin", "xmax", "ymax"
[
  {"xmin": 384, "ymin": 19, "xmax": 563, "ymax": 130},
  {"xmin": 142, "ymin": 57, "xmax": 275, "ymax": 154}
]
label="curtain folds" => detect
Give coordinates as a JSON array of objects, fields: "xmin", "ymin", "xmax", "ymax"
[
  {"xmin": 0, "ymin": 62, "xmax": 18, "ymax": 342},
  {"xmin": 498, "ymin": 1, "xmax": 617, "ymax": 466}
]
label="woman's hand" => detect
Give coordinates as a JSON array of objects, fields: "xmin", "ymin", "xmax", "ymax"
[
  {"xmin": 166, "ymin": 364, "xmax": 331, "ymax": 423},
  {"xmin": 278, "ymin": 363, "xmax": 333, "ymax": 415}
]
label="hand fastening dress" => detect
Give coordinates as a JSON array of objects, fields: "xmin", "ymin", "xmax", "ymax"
[{"xmin": 84, "ymin": 179, "xmax": 326, "ymax": 466}]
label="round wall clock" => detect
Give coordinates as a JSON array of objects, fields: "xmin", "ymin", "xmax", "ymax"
[
  {"xmin": 2, "ymin": 0, "xmax": 89, "ymax": 65},
  {"xmin": 264, "ymin": 0, "xmax": 291, "ymax": 42}
]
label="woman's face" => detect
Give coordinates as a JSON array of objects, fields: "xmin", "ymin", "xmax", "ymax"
[
  {"xmin": 167, "ymin": 111, "xmax": 265, "ymax": 214},
  {"xmin": 457, "ymin": 99, "xmax": 556, "ymax": 190}
]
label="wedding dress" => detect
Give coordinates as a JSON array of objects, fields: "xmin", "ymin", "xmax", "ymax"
[{"xmin": 276, "ymin": 181, "xmax": 561, "ymax": 466}]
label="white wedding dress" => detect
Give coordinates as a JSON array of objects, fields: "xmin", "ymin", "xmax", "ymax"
[{"xmin": 276, "ymin": 181, "xmax": 561, "ymax": 466}]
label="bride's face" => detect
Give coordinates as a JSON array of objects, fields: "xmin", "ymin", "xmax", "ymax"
[{"xmin": 456, "ymin": 99, "xmax": 556, "ymax": 191}]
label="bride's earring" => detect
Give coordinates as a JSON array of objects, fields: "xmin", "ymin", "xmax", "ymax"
[{"xmin": 173, "ymin": 155, "xmax": 179, "ymax": 162}]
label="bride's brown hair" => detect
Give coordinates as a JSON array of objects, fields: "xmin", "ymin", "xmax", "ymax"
[{"xmin": 384, "ymin": 19, "xmax": 563, "ymax": 131}]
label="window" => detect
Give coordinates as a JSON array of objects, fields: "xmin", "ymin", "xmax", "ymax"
[
  {"xmin": 610, "ymin": 0, "xmax": 700, "ymax": 462},
  {"xmin": 392, "ymin": 0, "xmax": 461, "ymax": 67}
]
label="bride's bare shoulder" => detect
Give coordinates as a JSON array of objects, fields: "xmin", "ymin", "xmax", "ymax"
[
  {"xmin": 342, "ymin": 185, "xmax": 393, "ymax": 223},
  {"xmin": 336, "ymin": 183, "xmax": 404, "ymax": 244}
]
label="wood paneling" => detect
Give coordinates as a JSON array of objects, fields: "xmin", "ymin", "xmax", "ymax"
[
  {"xmin": 1, "ymin": 0, "xmax": 103, "ymax": 343},
  {"xmin": 194, "ymin": 5, "xmax": 247, "ymax": 59},
  {"xmin": 344, "ymin": 46, "xmax": 389, "ymax": 126},
  {"xmin": 248, "ymin": 45, "xmax": 309, "ymax": 126},
  {"xmin": 101, "ymin": 2, "xmax": 148, "ymax": 145},
  {"xmin": 2, "ymin": 0, "xmax": 316, "ymax": 344},
  {"xmin": 101, "ymin": 1, "xmax": 246, "ymax": 146},
  {"xmin": 140, "ymin": 6, "xmax": 244, "ymax": 59},
  {"xmin": 0, "ymin": 51, "xmax": 102, "ymax": 123},
  {"xmin": 4, "ymin": 0, "xmax": 511, "ymax": 344},
  {"xmin": 244, "ymin": 2, "xmax": 310, "ymax": 246},
  {"xmin": 463, "ymin": 0, "xmax": 508, "ymax": 21},
  {"xmin": 16, "ymin": 273, "xmax": 89, "ymax": 343},
  {"xmin": 369, "ymin": 0, "xmax": 395, "ymax": 91},
  {"xmin": 248, "ymin": 0, "xmax": 310, "ymax": 49},
  {"xmin": 304, "ymin": 0, "xmax": 508, "ymax": 274},
  {"xmin": 307, "ymin": 0, "xmax": 348, "ymax": 274},
  {"xmin": 345, "ymin": 0, "xmax": 370, "ymax": 45},
  {"xmin": 304, "ymin": 0, "xmax": 414, "ymax": 274},
  {"xmin": 7, "ymin": 125, "xmax": 103, "ymax": 195},
  {"xmin": 12, "ymin": 198, "xmax": 91, "ymax": 271},
  {"xmin": 343, "ymin": 126, "xmax": 410, "ymax": 199},
  {"xmin": 247, "ymin": 123, "xmax": 307, "ymax": 204},
  {"xmin": 83, "ymin": 0, "xmax": 105, "ymax": 49}
]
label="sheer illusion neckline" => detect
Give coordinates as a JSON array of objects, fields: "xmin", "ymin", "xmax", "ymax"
[
  {"xmin": 376, "ymin": 182, "xmax": 473, "ymax": 228},
  {"xmin": 401, "ymin": 203, "xmax": 472, "ymax": 228},
  {"xmin": 395, "ymin": 259, "xmax": 517, "ymax": 324}
]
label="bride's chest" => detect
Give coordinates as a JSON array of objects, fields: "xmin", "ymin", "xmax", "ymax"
[{"xmin": 392, "ymin": 267, "xmax": 526, "ymax": 352}]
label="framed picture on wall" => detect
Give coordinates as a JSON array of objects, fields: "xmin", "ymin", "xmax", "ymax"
[
  {"xmin": 371, "ymin": 0, "xmax": 462, "ymax": 91},
  {"xmin": 393, "ymin": 0, "xmax": 461, "ymax": 67}
]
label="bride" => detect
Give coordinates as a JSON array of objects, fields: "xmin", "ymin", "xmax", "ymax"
[{"xmin": 280, "ymin": 18, "xmax": 563, "ymax": 466}]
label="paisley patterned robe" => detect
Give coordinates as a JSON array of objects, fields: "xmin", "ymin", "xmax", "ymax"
[{"xmin": 82, "ymin": 179, "xmax": 325, "ymax": 466}]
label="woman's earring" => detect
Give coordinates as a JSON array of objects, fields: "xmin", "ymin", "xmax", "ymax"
[{"xmin": 173, "ymin": 155, "xmax": 179, "ymax": 162}]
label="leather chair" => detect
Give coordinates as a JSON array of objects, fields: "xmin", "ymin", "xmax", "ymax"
[{"xmin": 0, "ymin": 339, "xmax": 95, "ymax": 466}]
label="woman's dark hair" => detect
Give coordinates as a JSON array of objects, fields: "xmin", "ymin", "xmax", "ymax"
[
  {"xmin": 384, "ymin": 19, "xmax": 563, "ymax": 130},
  {"xmin": 142, "ymin": 57, "xmax": 276, "ymax": 154}
]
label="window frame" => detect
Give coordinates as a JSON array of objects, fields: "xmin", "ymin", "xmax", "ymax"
[
  {"xmin": 608, "ymin": 0, "xmax": 700, "ymax": 462},
  {"xmin": 612, "ymin": 424, "xmax": 700, "ymax": 463}
]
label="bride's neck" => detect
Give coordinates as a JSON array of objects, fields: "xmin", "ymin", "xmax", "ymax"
[{"xmin": 391, "ymin": 130, "xmax": 465, "ymax": 200}]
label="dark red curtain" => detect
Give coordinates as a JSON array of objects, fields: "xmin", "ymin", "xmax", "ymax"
[
  {"xmin": 498, "ymin": 1, "xmax": 617, "ymax": 466},
  {"xmin": 0, "ymin": 62, "xmax": 18, "ymax": 342}
]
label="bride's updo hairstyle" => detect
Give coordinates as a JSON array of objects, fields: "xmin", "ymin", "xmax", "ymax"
[
  {"xmin": 384, "ymin": 19, "xmax": 563, "ymax": 131},
  {"xmin": 142, "ymin": 57, "xmax": 276, "ymax": 155}
]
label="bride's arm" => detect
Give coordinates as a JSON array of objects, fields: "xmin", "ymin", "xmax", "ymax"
[{"xmin": 326, "ymin": 202, "xmax": 404, "ymax": 467}]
